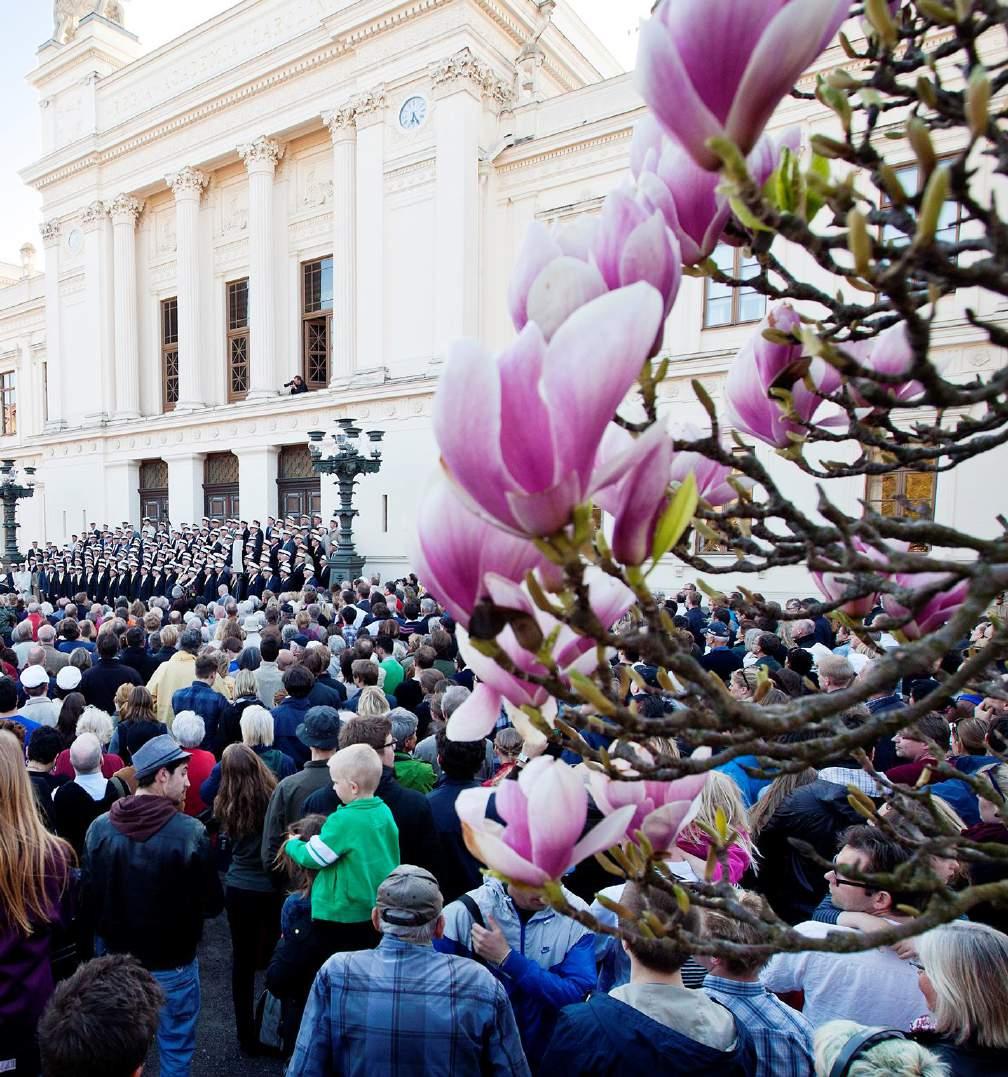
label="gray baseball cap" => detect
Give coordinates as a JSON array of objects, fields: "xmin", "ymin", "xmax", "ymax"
[
  {"xmin": 132, "ymin": 734, "xmax": 190, "ymax": 781},
  {"xmin": 376, "ymin": 865, "xmax": 443, "ymax": 927}
]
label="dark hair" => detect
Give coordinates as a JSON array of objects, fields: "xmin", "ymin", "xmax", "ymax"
[
  {"xmin": 375, "ymin": 634, "xmax": 394, "ymax": 654},
  {"xmin": 283, "ymin": 665, "xmax": 314, "ymax": 698},
  {"xmin": 901, "ymin": 712, "xmax": 951, "ymax": 753},
  {"xmin": 836, "ymin": 824, "xmax": 915, "ymax": 909},
  {"xmin": 756, "ymin": 632, "xmax": 782, "ymax": 659},
  {"xmin": 194, "ymin": 654, "xmax": 219, "ymax": 680},
  {"xmin": 136, "ymin": 755, "xmax": 188, "ymax": 789},
  {"xmin": 435, "ymin": 730, "xmax": 485, "ymax": 779},
  {"xmin": 786, "ymin": 647, "xmax": 814, "ymax": 677},
  {"xmin": 987, "ymin": 716, "xmax": 1008, "ymax": 756},
  {"xmin": 59, "ymin": 619, "xmax": 80, "ymax": 641},
  {"xmin": 339, "ymin": 714, "xmax": 391, "ymax": 752},
  {"xmin": 621, "ymin": 881, "xmax": 701, "ymax": 973},
  {"xmin": 56, "ymin": 692, "xmax": 87, "ymax": 746},
  {"xmin": 96, "ymin": 632, "xmax": 119, "ymax": 659},
  {"xmin": 37, "ymin": 954, "xmax": 164, "ymax": 1077},
  {"xmin": 27, "ymin": 725, "xmax": 66, "ymax": 766},
  {"xmin": 351, "ymin": 659, "xmax": 379, "ymax": 687},
  {"xmin": 259, "ymin": 635, "xmax": 280, "ymax": 662},
  {"xmin": 0, "ymin": 675, "xmax": 17, "ymax": 713},
  {"xmin": 215, "ymin": 743, "xmax": 277, "ymax": 839},
  {"xmin": 124, "ymin": 626, "xmax": 145, "ymax": 650}
]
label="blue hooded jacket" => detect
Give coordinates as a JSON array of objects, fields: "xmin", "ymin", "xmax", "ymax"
[{"xmin": 541, "ymin": 992, "xmax": 756, "ymax": 1075}]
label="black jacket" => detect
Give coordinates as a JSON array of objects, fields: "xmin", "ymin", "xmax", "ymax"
[
  {"xmin": 81, "ymin": 796, "xmax": 223, "ymax": 970},
  {"xmin": 79, "ymin": 658, "xmax": 142, "ymax": 714},
  {"xmin": 304, "ymin": 768, "xmax": 441, "ymax": 875},
  {"xmin": 119, "ymin": 646, "xmax": 159, "ymax": 684},
  {"xmin": 753, "ymin": 778, "xmax": 863, "ymax": 924},
  {"xmin": 51, "ymin": 779, "xmax": 121, "ymax": 858}
]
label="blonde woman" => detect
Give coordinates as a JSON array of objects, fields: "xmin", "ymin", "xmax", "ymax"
[
  {"xmin": 356, "ymin": 684, "xmax": 390, "ymax": 718},
  {"xmin": 914, "ymin": 922, "xmax": 1008, "ymax": 1071},
  {"xmin": 0, "ymin": 730, "xmax": 75, "ymax": 1074},
  {"xmin": 673, "ymin": 771, "xmax": 755, "ymax": 883}
]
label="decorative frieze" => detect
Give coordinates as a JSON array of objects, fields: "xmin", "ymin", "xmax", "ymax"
[
  {"xmin": 80, "ymin": 200, "xmax": 109, "ymax": 228},
  {"xmin": 40, "ymin": 220, "xmax": 62, "ymax": 245}
]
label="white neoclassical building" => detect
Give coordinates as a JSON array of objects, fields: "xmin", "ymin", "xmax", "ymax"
[{"xmin": 0, "ymin": 1, "xmax": 1004, "ymax": 598}]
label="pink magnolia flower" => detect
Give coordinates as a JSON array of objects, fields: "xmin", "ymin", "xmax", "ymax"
[
  {"xmin": 636, "ymin": 0, "xmax": 850, "ymax": 170},
  {"xmin": 588, "ymin": 765, "xmax": 709, "ymax": 853},
  {"xmin": 881, "ymin": 573, "xmax": 969, "ymax": 640},
  {"xmin": 839, "ymin": 323, "xmax": 923, "ymax": 405},
  {"xmin": 508, "ymin": 192, "xmax": 681, "ymax": 341},
  {"xmin": 811, "ymin": 537, "xmax": 885, "ymax": 618},
  {"xmin": 632, "ymin": 116, "xmax": 730, "ymax": 266},
  {"xmin": 434, "ymin": 284, "xmax": 664, "ymax": 537},
  {"xmin": 446, "ymin": 568, "xmax": 635, "ymax": 741},
  {"xmin": 455, "ymin": 756, "xmax": 637, "ymax": 886},
  {"xmin": 411, "ymin": 473, "xmax": 555, "ymax": 629},
  {"xmin": 724, "ymin": 304, "xmax": 841, "ymax": 447},
  {"xmin": 667, "ymin": 423, "xmax": 741, "ymax": 507},
  {"xmin": 748, "ymin": 126, "xmax": 804, "ymax": 189}
]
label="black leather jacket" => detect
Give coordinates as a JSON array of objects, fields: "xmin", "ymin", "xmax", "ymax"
[{"xmin": 81, "ymin": 800, "xmax": 223, "ymax": 970}]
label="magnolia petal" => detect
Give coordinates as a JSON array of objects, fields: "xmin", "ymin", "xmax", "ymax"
[
  {"xmin": 455, "ymin": 786, "xmax": 497, "ymax": 831},
  {"xmin": 545, "ymin": 284, "xmax": 664, "ymax": 491},
  {"xmin": 508, "ymin": 222, "xmax": 562, "ymax": 332},
  {"xmin": 640, "ymin": 797, "xmax": 705, "ymax": 853},
  {"xmin": 525, "ymin": 256, "xmax": 608, "ymax": 342},
  {"xmin": 446, "ymin": 682, "xmax": 506, "ymax": 742},
  {"xmin": 460, "ymin": 819, "xmax": 551, "ymax": 887},
  {"xmin": 569, "ymin": 803, "xmax": 638, "ymax": 867},
  {"xmin": 497, "ymin": 327, "xmax": 557, "ymax": 494},
  {"xmin": 526, "ymin": 760, "xmax": 589, "ymax": 879},
  {"xmin": 493, "ymin": 779, "xmax": 534, "ymax": 860}
]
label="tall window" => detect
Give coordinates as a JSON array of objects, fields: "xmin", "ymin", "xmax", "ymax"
[
  {"xmin": 302, "ymin": 257, "xmax": 333, "ymax": 389},
  {"xmin": 160, "ymin": 298, "xmax": 179, "ymax": 413},
  {"xmin": 0, "ymin": 372, "xmax": 16, "ymax": 437},
  {"xmin": 880, "ymin": 163, "xmax": 963, "ymax": 250},
  {"xmin": 867, "ymin": 465, "xmax": 936, "ymax": 552},
  {"xmin": 703, "ymin": 243, "xmax": 766, "ymax": 328},
  {"xmin": 694, "ymin": 446, "xmax": 751, "ymax": 553},
  {"xmin": 227, "ymin": 278, "xmax": 250, "ymax": 402}
]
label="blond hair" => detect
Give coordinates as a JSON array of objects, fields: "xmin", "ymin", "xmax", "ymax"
[
  {"xmin": 680, "ymin": 771, "xmax": 755, "ymax": 861},
  {"xmin": 0, "ymin": 731, "xmax": 74, "ymax": 936},
  {"xmin": 357, "ymin": 684, "xmax": 390, "ymax": 718},
  {"xmin": 916, "ymin": 922, "xmax": 1008, "ymax": 1048},
  {"xmin": 328, "ymin": 743, "xmax": 382, "ymax": 796}
]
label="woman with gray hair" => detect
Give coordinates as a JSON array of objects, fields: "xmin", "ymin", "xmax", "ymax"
[
  {"xmin": 814, "ymin": 1020, "xmax": 947, "ymax": 1077},
  {"xmin": 913, "ymin": 921, "xmax": 1008, "ymax": 1073},
  {"xmin": 198, "ymin": 704, "xmax": 295, "ymax": 808},
  {"xmin": 171, "ymin": 710, "xmax": 218, "ymax": 818}
]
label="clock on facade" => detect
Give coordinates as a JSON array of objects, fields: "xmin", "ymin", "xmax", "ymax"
[
  {"xmin": 398, "ymin": 95, "xmax": 428, "ymax": 130},
  {"xmin": 66, "ymin": 228, "xmax": 83, "ymax": 255}
]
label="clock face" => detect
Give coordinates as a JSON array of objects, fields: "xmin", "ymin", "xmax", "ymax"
[
  {"xmin": 66, "ymin": 228, "xmax": 83, "ymax": 255},
  {"xmin": 399, "ymin": 95, "xmax": 428, "ymax": 131}
]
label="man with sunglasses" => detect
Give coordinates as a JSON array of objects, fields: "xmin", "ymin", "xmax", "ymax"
[{"xmin": 760, "ymin": 826, "xmax": 929, "ymax": 1030}]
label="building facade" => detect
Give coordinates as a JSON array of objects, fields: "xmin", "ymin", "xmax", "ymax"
[{"xmin": 0, "ymin": 0, "xmax": 1003, "ymax": 598}]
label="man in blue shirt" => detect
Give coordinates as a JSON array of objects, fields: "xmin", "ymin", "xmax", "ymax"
[
  {"xmin": 701, "ymin": 892, "xmax": 815, "ymax": 1077},
  {"xmin": 287, "ymin": 865, "xmax": 529, "ymax": 1077},
  {"xmin": 170, "ymin": 653, "xmax": 229, "ymax": 750}
]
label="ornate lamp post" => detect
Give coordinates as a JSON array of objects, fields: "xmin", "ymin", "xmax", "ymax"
[
  {"xmin": 308, "ymin": 420, "xmax": 384, "ymax": 585},
  {"xmin": 0, "ymin": 460, "xmax": 35, "ymax": 565}
]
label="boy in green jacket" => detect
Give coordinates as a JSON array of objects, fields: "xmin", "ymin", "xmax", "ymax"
[{"xmin": 283, "ymin": 743, "xmax": 399, "ymax": 951}]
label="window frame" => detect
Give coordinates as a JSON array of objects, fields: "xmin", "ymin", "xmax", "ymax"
[
  {"xmin": 226, "ymin": 277, "xmax": 250, "ymax": 403},
  {"xmin": 0, "ymin": 371, "xmax": 16, "ymax": 437},
  {"xmin": 878, "ymin": 160, "xmax": 964, "ymax": 250},
  {"xmin": 160, "ymin": 297, "xmax": 179, "ymax": 414},
  {"xmin": 865, "ymin": 463, "xmax": 937, "ymax": 552},
  {"xmin": 301, "ymin": 256, "xmax": 333, "ymax": 390},
  {"xmin": 702, "ymin": 244, "xmax": 767, "ymax": 329}
]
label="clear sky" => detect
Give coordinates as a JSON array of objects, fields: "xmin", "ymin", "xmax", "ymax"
[{"xmin": 0, "ymin": 0, "xmax": 648, "ymax": 266}]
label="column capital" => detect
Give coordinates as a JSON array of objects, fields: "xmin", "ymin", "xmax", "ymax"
[
  {"xmin": 80, "ymin": 200, "xmax": 109, "ymax": 231},
  {"xmin": 237, "ymin": 136, "xmax": 284, "ymax": 173},
  {"xmin": 353, "ymin": 86, "xmax": 386, "ymax": 128},
  {"xmin": 110, "ymin": 194, "xmax": 144, "ymax": 226},
  {"xmin": 167, "ymin": 166, "xmax": 210, "ymax": 200},
  {"xmin": 430, "ymin": 47, "xmax": 514, "ymax": 109},
  {"xmin": 322, "ymin": 100, "xmax": 360, "ymax": 141},
  {"xmin": 40, "ymin": 219, "xmax": 61, "ymax": 246}
]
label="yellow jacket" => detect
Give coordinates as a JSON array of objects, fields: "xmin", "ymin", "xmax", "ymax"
[{"xmin": 146, "ymin": 650, "xmax": 231, "ymax": 728}]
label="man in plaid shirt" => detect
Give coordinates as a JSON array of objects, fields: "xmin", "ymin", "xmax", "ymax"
[{"xmin": 287, "ymin": 865, "xmax": 530, "ymax": 1077}]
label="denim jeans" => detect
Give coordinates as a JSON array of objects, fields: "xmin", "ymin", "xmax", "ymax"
[{"xmin": 150, "ymin": 959, "xmax": 201, "ymax": 1077}]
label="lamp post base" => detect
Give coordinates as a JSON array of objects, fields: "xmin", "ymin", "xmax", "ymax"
[{"xmin": 328, "ymin": 550, "xmax": 365, "ymax": 588}]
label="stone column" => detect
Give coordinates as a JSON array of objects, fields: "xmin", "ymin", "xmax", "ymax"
[
  {"xmin": 81, "ymin": 200, "xmax": 114, "ymax": 420},
  {"xmin": 40, "ymin": 220, "xmax": 63, "ymax": 430},
  {"xmin": 354, "ymin": 88, "xmax": 386, "ymax": 380},
  {"xmin": 105, "ymin": 459, "xmax": 141, "ymax": 525},
  {"xmin": 165, "ymin": 451, "xmax": 206, "ymax": 526},
  {"xmin": 322, "ymin": 102, "xmax": 358, "ymax": 386},
  {"xmin": 167, "ymin": 166, "xmax": 209, "ymax": 411},
  {"xmin": 431, "ymin": 50, "xmax": 512, "ymax": 354},
  {"xmin": 237, "ymin": 136, "xmax": 284, "ymax": 399},
  {"xmin": 237, "ymin": 445, "xmax": 280, "ymax": 525},
  {"xmin": 110, "ymin": 194, "xmax": 144, "ymax": 419}
]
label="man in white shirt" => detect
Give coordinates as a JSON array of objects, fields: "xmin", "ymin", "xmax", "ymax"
[
  {"xmin": 19, "ymin": 664, "xmax": 60, "ymax": 727},
  {"xmin": 760, "ymin": 825, "xmax": 928, "ymax": 1030}
]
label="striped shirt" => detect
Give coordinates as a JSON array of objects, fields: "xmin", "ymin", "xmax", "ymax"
[
  {"xmin": 287, "ymin": 936, "xmax": 531, "ymax": 1077},
  {"xmin": 703, "ymin": 975, "xmax": 815, "ymax": 1077}
]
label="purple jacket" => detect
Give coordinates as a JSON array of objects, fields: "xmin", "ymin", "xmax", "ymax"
[{"xmin": 0, "ymin": 849, "xmax": 74, "ymax": 1032}]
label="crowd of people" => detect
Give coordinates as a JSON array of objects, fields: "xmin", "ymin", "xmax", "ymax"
[{"xmin": 1, "ymin": 534, "xmax": 1008, "ymax": 1076}]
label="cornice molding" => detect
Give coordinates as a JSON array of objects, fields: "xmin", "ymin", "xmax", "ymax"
[{"xmin": 496, "ymin": 125, "xmax": 632, "ymax": 174}]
